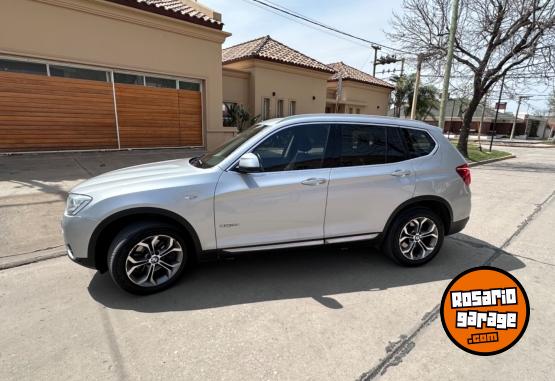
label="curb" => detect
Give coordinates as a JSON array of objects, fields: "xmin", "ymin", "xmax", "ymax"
[
  {"xmin": 492, "ymin": 143, "xmax": 555, "ymax": 148},
  {"xmin": 0, "ymin": 249, "xmax": 66, "ymax": 271},
  {"xmin": 468, "ymin": 154, "xmax": 516, "ymax": 167}
]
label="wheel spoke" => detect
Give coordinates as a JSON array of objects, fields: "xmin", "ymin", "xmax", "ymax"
[
  {"xmin": 157, "ymin": 261, "xmax": 174, "ymax": 275},
  {"xmin": 149, "ymin": 264, "xmax": 157, "ymax": 285},
  {"xmin": 159, "ymin": 260, "xmax": 179, "ymax": 268},
  {"xmin": 419, "ymin": 240, "xmax": 433, "ymax": 253},
  {"xmin": 136, "ymin": 242, "xmax": 151, "ymax": 255},
  {"xmin": 126, "ymin": 264, "xmax": 145, "ymax": 277},
  {"xmin": 127, "ymin": 256, "xmax": 148, "ymax": 265},
  {"xmin": 150, "ymin": 236, "xmax": 160, "ymax": 254},
  {"xmin": 401, "ymin": 226, "xmax": 414, "ymax": 238},
  {"xmin": 417, "ymin": 218, "xmax": 428, "ymax": 234}
]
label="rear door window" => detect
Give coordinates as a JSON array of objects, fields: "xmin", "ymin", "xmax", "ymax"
[
  {"xmin": 335, "ymin": 124, "xmax": 387, "ymax": 167},
  {"xmin": 402, "ymin": 129, "xmax": 436, "ymax": 158}
]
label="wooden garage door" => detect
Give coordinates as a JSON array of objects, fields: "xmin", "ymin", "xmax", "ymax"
[
  {"xmin": 115, "ymin": 84, "xmax": 203, "ymax": 148},
  {"xmin": 0, "ymin": 71, "xmax": 117, "ymax": 152}
]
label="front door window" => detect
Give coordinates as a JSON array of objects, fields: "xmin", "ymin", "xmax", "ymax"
[{"xmin": 252, "ymin": 124, "xmax": 330, "ymax": 171}]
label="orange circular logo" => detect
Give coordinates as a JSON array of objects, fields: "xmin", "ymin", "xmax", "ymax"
[{"xmin": 440, "ymin": 267, "xmax": 529, "ymax": 355}]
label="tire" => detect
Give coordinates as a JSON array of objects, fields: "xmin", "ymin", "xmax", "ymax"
[
  {"xmin": 107, "ymin": 221, "xmax": 189, "ymax": 294},
  {"xmin": 383, "ymin": 208, "xmax": 444, "ymax": 266}
]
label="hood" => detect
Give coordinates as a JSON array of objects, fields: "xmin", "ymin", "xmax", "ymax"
[{"xmin": 71, "ymin": 158, "xmax": 207, "ymax": 197}]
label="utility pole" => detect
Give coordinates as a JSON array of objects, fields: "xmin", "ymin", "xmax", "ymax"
[
  {"xmin": 372, "ymin": 45, "xmax": 381, "ymax": 77},
  {"xmin": 334, "ymin": 77, "xmax": 343, "ymax": 113},
  {"xmin": 438, "ymin": 0, "xmax": 460, "ymax": 132},
  {"xmin": 447, "ymin": 96, "xmax": 456, "ymax": 139},
  {"xmin": 489, "ymin": 74, "xmax": 506, "ymax": 152},
  {"xmin": 410, "ymin": 54, "xmax": 424, "ymax": 120},
  {"xmin": 510, "ymin": 96, "xmax": 528, "ymax": 140}
]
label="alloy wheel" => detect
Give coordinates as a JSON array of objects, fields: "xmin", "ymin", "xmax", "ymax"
[
  {"xmin": 125, "ymin": 235, "xmax": 183, "ymax": 287},
  {"xmin": 399, "ymin": 217, "xmax": 439, "ymax": 260}
]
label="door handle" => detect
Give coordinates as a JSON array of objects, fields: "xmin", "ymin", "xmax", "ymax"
[
  {"xmin": 390, "ymin": 169, "xmax": 411, "ymax": 177},
  {"xmin": 301, "ymin": 178, "xmax": 327, "ymax": 186}
]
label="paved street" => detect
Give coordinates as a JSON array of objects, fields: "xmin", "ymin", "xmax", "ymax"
[{"xmin": 0, "ymin": 146, "xmax": 554, "ymax": 380}]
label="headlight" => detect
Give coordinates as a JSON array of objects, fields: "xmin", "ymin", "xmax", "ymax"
[{"xmin": 65, "ymin": 194, "xmax": 92, "ymax": 216}]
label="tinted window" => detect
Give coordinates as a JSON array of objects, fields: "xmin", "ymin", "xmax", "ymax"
[
  {"xmin": 253, "ymin": 124, "xmax": 330, "ymax": 171},
  {"xmin": 0, "ymin": 59, "xmax": 47, "ymax": 76},
  {"xmin": 114, "ymin": 72, "xmax": 144, "ymax": 85},
  {"xmin": 145, "ymin": 76, "xmax": 176, "ymax": 89},
  {"xmin": 337, "ymin": 124, "xmax": 386, "ymax": 166},
  {"xmin": 402, "ymin": 129, "xmax": 436, "ymax": 158},
  {"xmin": 179, "ymin": 81, "xmax": 200, "ymax": 91},
  {"xmin": 50, "ymin": 65, "xmax": 108, "ymax": 82},
  {"xmin": 386, "ymin": 127, "xmax": 407, "ymax": 163}
]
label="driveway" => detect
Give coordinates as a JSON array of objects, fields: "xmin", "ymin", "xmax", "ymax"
[
  {"xmin": 0, "ymin": 148, "xmax": 203, "ymax": 267},
  {"xmin": 0, "ymin": 146, "xmax": 554, "ymax": 380}
]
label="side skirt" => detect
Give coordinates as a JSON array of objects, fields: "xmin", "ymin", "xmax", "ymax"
[{"xmin": 198, "ymin": 233, "xmax": 380, "ymax": 261}]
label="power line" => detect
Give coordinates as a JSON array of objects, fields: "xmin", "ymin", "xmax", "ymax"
[
  {"xmin": 237, "ymin": 0, "xmax": 375, "ymax": 50},
  {"xmin": 243, "ymin": 0, "xmax": 412, "ymax": 55}
]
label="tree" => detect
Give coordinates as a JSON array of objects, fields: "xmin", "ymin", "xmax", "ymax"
[
  {"xmin": 391, "ymin": 74, "xmax": 440, "ymax": 120},
  {"xmin": 389, "ymin": 0, "xmax": 555, "ymax": 157}
]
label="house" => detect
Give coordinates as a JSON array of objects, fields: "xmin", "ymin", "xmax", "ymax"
[
  {"xmin": 222, "ymin": 36, "xmax": 335, "ymax": 125},
  {"xmin": 325, "ymin": 62, "xmax": 394, "ymax": 115},
  {"xmin": 222, "ymin": 36, "xmax": 393, "ymax": 129},
  {"xmin": 422, "ymin": 100, "xmax": 528, "ymax": 137},
  {"xmin": 0, "ymin": 0, "xmax": 230, "ymax": 152}
]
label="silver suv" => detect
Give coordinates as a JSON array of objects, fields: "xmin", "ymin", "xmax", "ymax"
[{"xmin": 63, "ymin": 115, "xmax": 471, "ymax": 294}]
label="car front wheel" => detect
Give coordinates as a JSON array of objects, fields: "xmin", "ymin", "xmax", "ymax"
[
  {"xmin": 107, "ymin": 222, "xmax": 188, "ymax": 294},
  {"xmin": 384, "ymin": 208, "xmax": 444, "ymax": 266}
]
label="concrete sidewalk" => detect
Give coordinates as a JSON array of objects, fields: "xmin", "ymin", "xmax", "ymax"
[
  {"xmin": 446, "ymin": 135, "xmax": 555, "ymax": 148},
  {"xmin": 0, "ymin": 148, "xmax": 203, "ymax": 267}
]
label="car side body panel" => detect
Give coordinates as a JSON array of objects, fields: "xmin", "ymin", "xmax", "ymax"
[
  {"xmin": 412, "ymin": 128, "xmax": 471, "ymax": 222},
  {"xmin": 324, "ymin": 161, "xmax": 415, "ymax": 236},
  {"xmin": 214, "ymin": 168, "xmax": 331, "ymax": 248}
]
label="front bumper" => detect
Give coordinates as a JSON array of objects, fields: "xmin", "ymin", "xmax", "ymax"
[{"xmin": 61, "ymin": 214, "xmax": 98, "ymax": 269}]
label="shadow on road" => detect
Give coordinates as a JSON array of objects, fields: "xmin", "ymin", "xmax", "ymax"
[{"xmin": 88, "ymin": 234, "xmax": 525, "ymax": 312}]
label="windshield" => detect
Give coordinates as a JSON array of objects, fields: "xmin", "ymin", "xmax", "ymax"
[{"xmin": 190, "ymin": 124, "xmax": 268, "ymax": 168}]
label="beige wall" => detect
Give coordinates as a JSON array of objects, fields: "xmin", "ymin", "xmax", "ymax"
[
  {"xmin": 0, "ymin": 0, "xmax": 230, "ymax": 150},
  {"xmin": 327, "ymin": 81, "xmax": 392, "ymax": 116},
  {"xmin": 224, "ymin": 59, "xmax": 330, "ymax": 120},
  {"xmin": 222, "ymin": 68, "xmax": 250, "ymax": 109}
]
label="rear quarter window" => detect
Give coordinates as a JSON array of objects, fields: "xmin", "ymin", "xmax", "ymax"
[{"xmin": 402, "ymin": 129, "xmax": 436, "ymax": 158}]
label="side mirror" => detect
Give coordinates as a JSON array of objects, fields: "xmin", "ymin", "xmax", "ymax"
[{"xmin": 237, "ymin": 153, "xmax": 261, "ymax": 173}]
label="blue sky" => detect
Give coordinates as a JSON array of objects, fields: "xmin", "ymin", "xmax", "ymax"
[
  {"xmin": 201, "ymin": 0, "xmax": 552, "ymax": 114},
  {"xmin": 201, "ymin": 0, "xmax": 405, "ymax": 77}
]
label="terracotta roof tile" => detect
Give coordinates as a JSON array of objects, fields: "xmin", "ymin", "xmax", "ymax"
[
  {"xmin": 107, "ymin": 0, "xmax": 223, "ymax": 30},
  {"xmin": 223, "ymin": 36, "xmax": 334, "ymax": 73},
  {"xmin": 328, "ymin": 62, "xmax": 394, "ymax": 89}
]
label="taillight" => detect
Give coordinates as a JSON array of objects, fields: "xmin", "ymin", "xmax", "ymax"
[{"xmin": 456, "ymin": 163, "xmax": 471, "ymax": 186}]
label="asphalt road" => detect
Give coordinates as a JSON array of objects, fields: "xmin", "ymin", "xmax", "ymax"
[{"xmin": 0, "ymin": 146, "xmax": 554, "ymax": 380}]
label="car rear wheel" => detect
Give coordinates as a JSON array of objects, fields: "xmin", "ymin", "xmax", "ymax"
[
  {"xmin": 107, "ymin": 222, "xmax": 188, "ymax": 294},
  {"xmin": 384, "ymin": 208, "xmax": 444, "ymax": 266}
]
